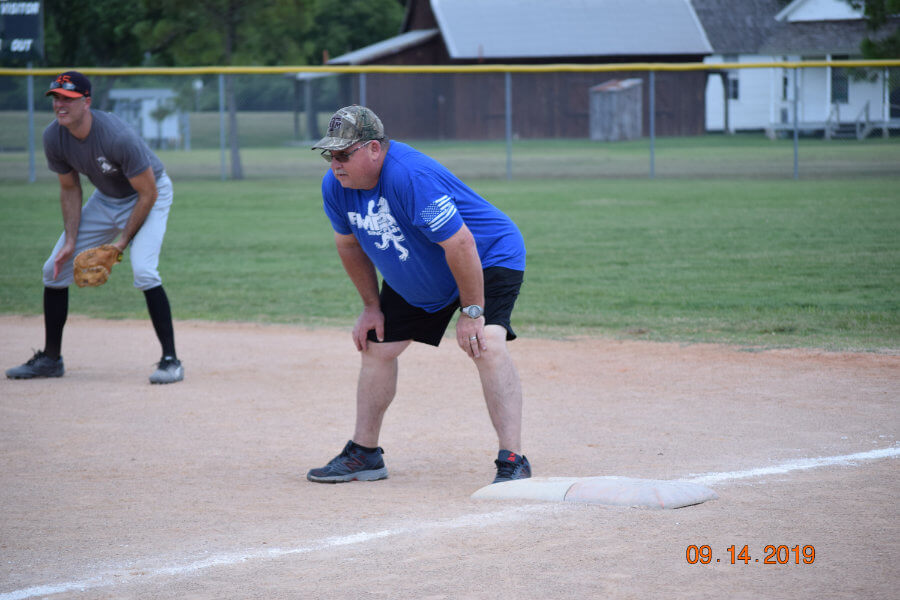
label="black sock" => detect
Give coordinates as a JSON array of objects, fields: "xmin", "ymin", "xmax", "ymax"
[
  {"xmin": 43, "ymin": 287, "xmax": 68, "ymax": 360},
  {"xmin": 351, "ymin": 441, "xmax": 380, "ymax": 453},
  {"xmin": 143, "ymin": 285, "xmax": 177, "ymax": 358}
]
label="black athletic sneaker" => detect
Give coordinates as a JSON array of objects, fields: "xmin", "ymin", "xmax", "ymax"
[
  {"xmin": 307, "ymin": 440, "xmax": 388, "ymax": 483},
  {"xmin": 6, "ymin": 350, "xmax": 64, "ymax": 379},
  {"xmin": 492, "ymin": 450, "xmax": 532, "ymax": 484}
]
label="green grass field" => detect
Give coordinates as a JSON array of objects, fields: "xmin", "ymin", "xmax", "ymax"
[
  {"xmin": 1, "ymin": 172, "xmax": 897, "ymax": 352},
  {"xmin": 3, "ymin": 109, "xmax": 900, "ymax": 181}
]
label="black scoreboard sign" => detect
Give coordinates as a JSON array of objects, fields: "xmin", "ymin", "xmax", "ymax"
[{"xmin": 0, "ymin": 0, "xmax": 44, "ymax": 63}]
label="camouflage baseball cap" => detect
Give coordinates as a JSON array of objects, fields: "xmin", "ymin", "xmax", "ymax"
[{"xmin": 311, "ymin": 105, "xmax": 385, "ymax": 151}]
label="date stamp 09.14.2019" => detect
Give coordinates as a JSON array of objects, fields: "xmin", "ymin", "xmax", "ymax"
[{"xmin": 686, "ymin": 545, "xmax": 816, "ymax": 565}]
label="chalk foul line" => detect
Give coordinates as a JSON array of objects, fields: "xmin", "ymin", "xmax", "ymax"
[
  {"xmin": 685, "ymin": 446, "xmax": 899, "ymax": 486},
  {"xmin": 0, "ymin": 504, "xmax": 558, "ymax": 600},
  {"xmin": 2, "ymin": 446, "xmax": 897, "ymax": 600}
]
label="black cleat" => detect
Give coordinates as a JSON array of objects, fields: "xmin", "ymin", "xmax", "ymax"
[{"xmin": 6, "ymin": 350, "xmax": 64, "ymax": 379}]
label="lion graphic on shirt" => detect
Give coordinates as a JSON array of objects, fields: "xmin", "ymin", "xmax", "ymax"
[{"xmin": 348, "ymin": 197, "xmax": 409, "ymax": 261}]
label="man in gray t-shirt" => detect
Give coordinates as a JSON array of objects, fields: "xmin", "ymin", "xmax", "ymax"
[{"xmin": 6, "ymin": 71, "xmax": 184, "ymax": 384}]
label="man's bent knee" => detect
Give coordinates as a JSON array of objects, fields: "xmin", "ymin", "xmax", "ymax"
[
  {"xmin": 133, "ymin": 271, "xmax": 163, "ymax": 290},
  {"xmin": 361, "ymin": 340, "xmax": 410, "ymax": 362}
]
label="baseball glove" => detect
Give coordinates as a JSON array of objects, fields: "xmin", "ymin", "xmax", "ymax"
[{"xmin": 73, "ymin": 244, "xmax": 123, "ymax": 287}]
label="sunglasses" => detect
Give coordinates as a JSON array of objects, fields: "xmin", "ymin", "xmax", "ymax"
[
  {"xmin": 321, "ymin": 140, "xmax": 373, "ymax": 163},
  {"xmin": 49, "ymin": 81, "xmax": 89, "ymax": 96}
]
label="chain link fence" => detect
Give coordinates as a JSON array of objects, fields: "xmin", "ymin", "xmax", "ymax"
[{"xmin": 1, "ymin": 63, "xmax": 899, "ymax": 183}]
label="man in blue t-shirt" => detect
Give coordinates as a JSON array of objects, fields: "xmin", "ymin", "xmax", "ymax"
[{"xmin": 307, "ymin": 106, "xmax": 531, "ymax": 485}]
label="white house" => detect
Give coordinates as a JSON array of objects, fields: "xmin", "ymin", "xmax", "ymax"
[
  {"xmin": 695, "ymin": 0, "xmax": 896, "ymax": 137},
  {"xmin": 108, "ymin": 88, "xmax": 182, "ymax": 149}
]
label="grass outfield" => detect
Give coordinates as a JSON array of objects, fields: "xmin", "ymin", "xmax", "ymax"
[
  {"xmin": 0, "ymin": 176, "xmax": 897, "ymax": 352},
  {"xmin": 3, "ymin": 108, "xmax": 900, "ymax": 181}
]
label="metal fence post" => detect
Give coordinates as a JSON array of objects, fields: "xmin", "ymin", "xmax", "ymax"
[
  {"xmin": 27, "ymin": 62, "xmax": 35, "ymax": 183},
  {"xmin": 505, "ymin": 71, "xmax": 512, "ymax": 181},
  {"xmin": 304, "ymin": 76, "xmax": 316, "ymax": 140},
  {"xmin": 883, "ymin": 67, "xmax": 890, "ymax": 139},
  {"xmin": 359, "ymin": 72, "xmax": 367, "ymax": 107},
  {"xmin": 218, "ymin": 73, "xmax": 227, "ymax": 181},
  {"xmin": 649, "ymin": 70, "xmax": 655, "ymax": 179},
  {"xmin": 793, "ymin": 67, "xmax": 799, "ymax": 180}
]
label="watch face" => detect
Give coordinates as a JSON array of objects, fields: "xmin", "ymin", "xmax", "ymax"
[{"xmin": 463, "ymin": 305, "xmax": 483, "ymax": 318}]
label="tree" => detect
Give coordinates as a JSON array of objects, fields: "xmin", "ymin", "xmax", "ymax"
[
  {"xmin": 847, "ymin": 0, "xmax": 900, "ymax": 58},
  {"xmin": 307, "ymin": 0, "xmax": 405, "ymax": 63},
  {"xmin": 135, "ymin": 0, "xmax": 316, "ymax": 179},
  {"xmin": 43, "ymin": 0, "xmax": 148, "ymax": 109},
  {"xmin": 43, "ymin": 0, "xmax": 145, "ymax": 67}
]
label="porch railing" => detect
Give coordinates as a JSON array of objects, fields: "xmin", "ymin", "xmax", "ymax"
[
  {"xmin": 825, "ymin": 103, "xmax": 840, "ymax": 139},
  {"xmin": 855, "ymin": 101, "xmax": 873, "ymax": 140}
]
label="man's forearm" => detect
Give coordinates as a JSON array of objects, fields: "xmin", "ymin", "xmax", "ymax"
[
  {"xmin": 118, "ymin": 167, "xmax": 159, "ymax": 248},
  {"xmin": 59, "ymin": 186, "xmax": 82, "ymax": 244},
  {"xmin": 117, "ymin": 192, "xmax": 155, "ymax": 247},
  {"xmin": 440, "ymin": 226, "xmax": 484, "ymax": 307}
]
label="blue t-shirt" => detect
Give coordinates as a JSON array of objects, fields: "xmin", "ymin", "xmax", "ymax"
[{"xmin": 322, "ymin": 142, "xmax": 525, "ymax": 312}]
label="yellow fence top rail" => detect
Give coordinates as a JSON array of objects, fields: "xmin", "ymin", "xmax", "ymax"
[{"xmin": 1, "ymin": 59, "xmax": 899, "ymax": 77}]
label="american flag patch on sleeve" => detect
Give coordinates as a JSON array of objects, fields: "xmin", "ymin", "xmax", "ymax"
[{"xmin": 420, "ymin": 195, "xmax": 458, "ymax": 232}]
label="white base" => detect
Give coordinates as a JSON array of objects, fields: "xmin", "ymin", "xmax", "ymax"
[{"xmin": 472, "ymin": 476, "xmax": 718, "ymax": 509}]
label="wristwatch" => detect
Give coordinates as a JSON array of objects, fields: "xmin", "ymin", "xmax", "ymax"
[{"xmin": 460, "ymin": 304, "xmax": 484, "ymax": 319}]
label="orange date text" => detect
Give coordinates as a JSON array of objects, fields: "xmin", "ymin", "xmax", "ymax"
[{"xmin": 685, "ymin": 544, "xmax": 816, "ymax": 565}]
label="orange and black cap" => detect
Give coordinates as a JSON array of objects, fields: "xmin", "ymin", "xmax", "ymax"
[{"xmin": 46, "ymin": 71, "xmax": 91, "ymax": 99}]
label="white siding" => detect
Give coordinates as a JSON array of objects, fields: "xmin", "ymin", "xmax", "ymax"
[
  {"xmin": 705, "ymin": 55, "xmax": 777, "ymax": 131},
  {"xmin": 704, "ymin": 56, "xmax": 889, "ymax": 132}
]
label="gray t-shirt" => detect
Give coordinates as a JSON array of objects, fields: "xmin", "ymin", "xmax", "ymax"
[{"xmin": 43, "ymin": 110, "xmax": 166, "ymax": 200}]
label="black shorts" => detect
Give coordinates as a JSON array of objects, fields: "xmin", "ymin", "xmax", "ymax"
[{"xmin": 368, "ymin": 266, "xmax": 524, "ymax": 346}]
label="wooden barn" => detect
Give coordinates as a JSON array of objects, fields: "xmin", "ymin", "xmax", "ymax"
[{"xmin": 324, "ymin": 0, "xmax": 713, "ymax": 140}]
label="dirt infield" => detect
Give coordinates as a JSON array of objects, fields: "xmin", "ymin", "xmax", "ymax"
[{"xmin": 1, "ymin": 315, "xmax": 897, "ymax": 599}]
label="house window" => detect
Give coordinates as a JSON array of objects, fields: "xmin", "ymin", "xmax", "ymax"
[
  {"xmin": 721, "ymin": 55, "xmax": 739, "ymax": 100},
  {"xmin": 782, "ymin": 70, "xmax": 790, "ymax": 101},
  {"xmin": 831, "ymin": 55, "xmax": 849, "ymax": 104},
  {"xmin": 727, "ymin": 76, "xmax": 739, "ymax": 100}
]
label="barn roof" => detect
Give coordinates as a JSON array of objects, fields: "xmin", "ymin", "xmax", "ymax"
[
  {"xmin": 427, "ymin": 0, "xmax": 713, "ymax": 59},
  {"xmin": 329, "ymin": 29, "xmax": 440, "ymax": 65}
]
